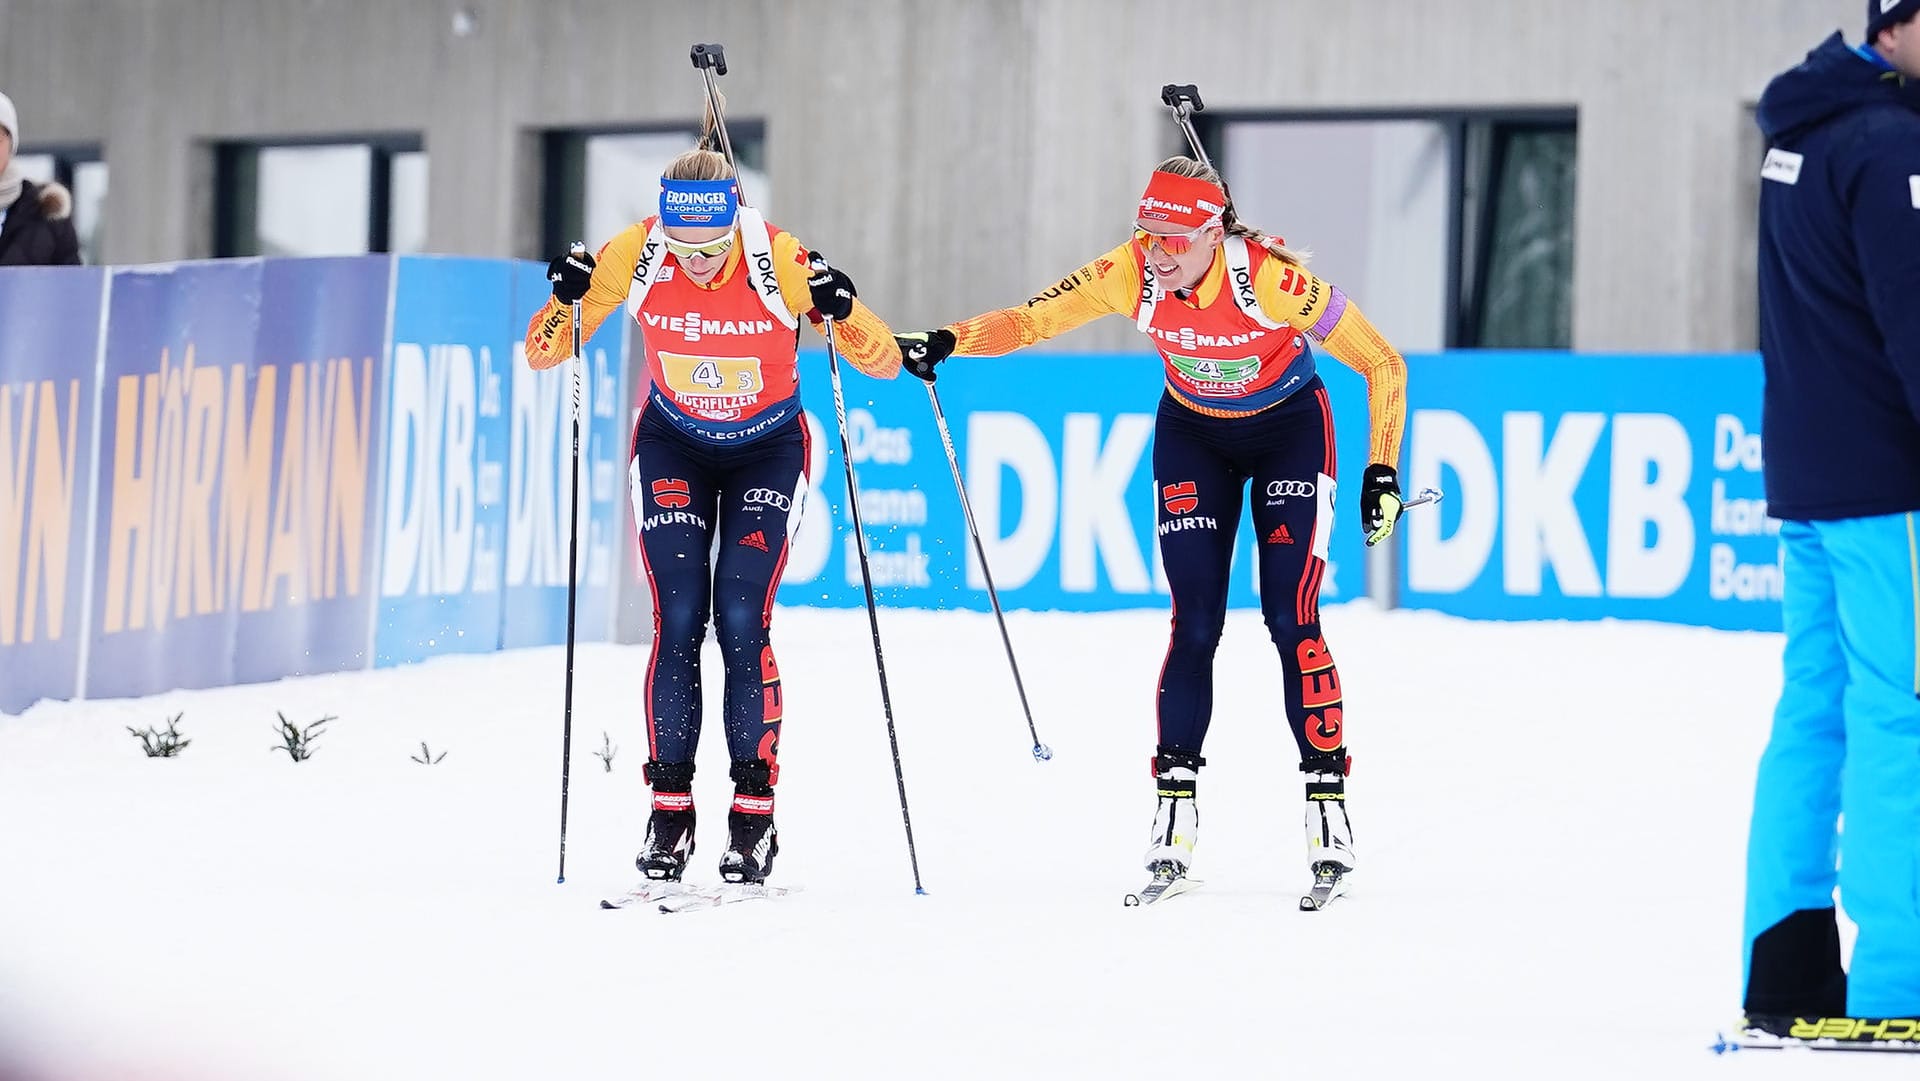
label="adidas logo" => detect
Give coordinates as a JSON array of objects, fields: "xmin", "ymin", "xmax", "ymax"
[
  {"xmin": 1267, "ymin": 524, "xmax": 1294, "ymax": 545},
  {"xmin": 738, "ymin": 530, "xmax": 769, "ymax": 552}
]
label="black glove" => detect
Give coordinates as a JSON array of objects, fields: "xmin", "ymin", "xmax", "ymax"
[
  {"xmin": 896, "ymin": 329, "xmax": 956, "ymax": 383},
  {"xmin": 805, "ymin": 251, "xmax": 857, "ymax": 321},
  {"xmin": 547, "ymin": 246, "xmax": 595, "ymax": 305},
  {"xmin": 1360, "ymin": 463, "xmax": 1404, "ymax": 547}
]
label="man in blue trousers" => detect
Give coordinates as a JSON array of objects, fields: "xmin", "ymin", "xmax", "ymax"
[{"xmin": 1743, "ymin": 0, "xmax": 1920, "ymax": 1041}]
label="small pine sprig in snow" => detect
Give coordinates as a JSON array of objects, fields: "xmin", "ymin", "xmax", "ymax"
[
  {"xmin": 128, "ymin": 713, "xmax": 190, "ymax": 757},
  {"xmin": 594, "ymin": 731, "xmax": 618, "ymax": 773},
  {"xmin": 270, "ymin": 711, "xmax": 333, "ymax": 762},
  {"xmin": 410, "ymin": 741, "xmax": 447, "ymax": 765}
]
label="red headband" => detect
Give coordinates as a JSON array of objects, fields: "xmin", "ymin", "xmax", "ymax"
[{"xmin": 1137, "ymin": 171, "xmax": 1227, "ymax": 230}]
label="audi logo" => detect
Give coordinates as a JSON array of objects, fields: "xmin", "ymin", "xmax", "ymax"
[
  {"xmin": 744, "ymin": 487, "xmax": 792, "ymax": 512},
  {"xmin": 1266, "ymin": 480, "xmax": 1315, "ymax": 498}
]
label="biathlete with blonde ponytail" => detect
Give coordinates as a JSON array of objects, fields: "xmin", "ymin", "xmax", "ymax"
[
  {"xmin": 525, "ymin": 116, "xmax": 901, "ymax": 887},
  {"xmin": 897, "ymin": 156, "xmax": 1408, "ymax": 906}
]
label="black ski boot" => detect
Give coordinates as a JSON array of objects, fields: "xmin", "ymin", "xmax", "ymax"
[
  {"xmin": 719, "ymin": 759, "xmax": 779, "ymax": 884},
  {"xmin": 636, "ymin": 760, "xmax": 696, "ymax": 881}
]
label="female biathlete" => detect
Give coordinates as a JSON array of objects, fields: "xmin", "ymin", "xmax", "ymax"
[
  {"xmin": 525, "ymin": 127, "xmax": 901, "ymax": 885},
  {"xmin": 898, "ymin": 158, "xmax": 1407, "ymax": 903}
]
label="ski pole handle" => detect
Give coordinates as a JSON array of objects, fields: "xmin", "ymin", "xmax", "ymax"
[
  {"xmin": 1400, "ymin": 486, "xmax": 1444, "ymax": 511},
  {"xmin": 567, "ymin": 241, "xmax": 586, "ymax": 426}
]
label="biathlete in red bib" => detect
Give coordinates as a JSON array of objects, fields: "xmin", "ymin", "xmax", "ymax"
[
  {"xmin": 525, "ymin": 122, "xmax": 901, "ymax": 886},
  {"xmin": 897, "ymin": 158, "xmax": 1409, "ymax": 898}
]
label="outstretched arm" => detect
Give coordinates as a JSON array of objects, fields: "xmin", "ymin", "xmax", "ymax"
[{"xmin": 942, "ymin": 242, "xmax": 1140, "ymax": 356}]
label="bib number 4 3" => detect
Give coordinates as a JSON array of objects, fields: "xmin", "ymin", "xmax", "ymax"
[{"xmin": 661, "ymin": 352, "xmax": 766, "ymax": 397}]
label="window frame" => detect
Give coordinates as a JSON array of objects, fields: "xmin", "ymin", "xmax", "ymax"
[
  {"xmin": 1196, "ymin": 106, "xmax": 1578, "ymax": 349},
  {"xmin": 12, "ymin": 142, "xmax": 104, "ymax": 192},
  {"xmin": 212, "ymin": 133, "xmax": 425, "ymax": 257},
  {"xmin": 539, "ymin": 120, "xmax": 769, "ymax": 257}
]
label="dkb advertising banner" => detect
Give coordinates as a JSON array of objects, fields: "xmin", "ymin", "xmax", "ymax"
[
  {"xmin": 375, "ymin": 258, "xmax": 515, "ymax": 666},
  {"xmin": 0, "ymin": 267, "xmax": 107, "ymax": 714},
  {"xmin": 1399, "ymin": 352, "xmax": 1776, "ymax": 630},
  {"xmin": 776, "ymin": 350, "xmax": 1374, "ymax": 614},
  {"xmin": 499, "ymin": 262, "xmax": 628, "ymax": 648}
]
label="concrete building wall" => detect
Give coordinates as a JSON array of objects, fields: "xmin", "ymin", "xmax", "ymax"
[{"xmin": 0, "ymin": 0, "xmax": 1859, "ymax": 351}]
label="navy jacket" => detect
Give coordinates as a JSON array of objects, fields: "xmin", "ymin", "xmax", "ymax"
[{"xmin": 1756, "ymin": 33, "xmax": 1920, "ymax": 520}]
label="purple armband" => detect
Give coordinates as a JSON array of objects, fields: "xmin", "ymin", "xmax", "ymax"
[{"xmin": 1309, "ymin": 286, "xmax": 1348, "ymax": 338}]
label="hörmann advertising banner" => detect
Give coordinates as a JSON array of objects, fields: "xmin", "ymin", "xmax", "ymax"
[
  {"xmin": 375, "ymin": 258, "xmax": 515, "ymax": 666},
  {"xmin": 85, "ymin": 258, "xmax": 391, "ymax": 700},
  {"xmin": 1399, "ymin": 352, "xmax": 1776, "ymax": 630},
  {"xmin": 777, "ymin": 351, "xmax": 1375, "ymax": 614},
  {"xmin": 0, "ymin": 267, "xmax": 107, "ymax": 714},
  {"xmin": 231, "ymin": 258, "xmax": 389, "ymax": 683}
]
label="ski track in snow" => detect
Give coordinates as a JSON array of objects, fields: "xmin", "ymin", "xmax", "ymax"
[{"xmin": 0, "ymin": 604, "xmax": 1905, "ymax": 1079}]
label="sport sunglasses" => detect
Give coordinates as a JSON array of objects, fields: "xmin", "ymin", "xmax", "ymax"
[
  {"xmin": 1133, "ymin": 223, "xmax": 1211, "ymax": 256},
  {"xmin": 663, "ymin": 232, "xmax": 738, "ymax": 259}
]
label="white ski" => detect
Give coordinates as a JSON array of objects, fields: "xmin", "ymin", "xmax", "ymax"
[
  {"xmin": 656, "ymin": 882, "xmax": 794, "ymax": 914},
  {"xmin": 599, "ymin": 880, "xmax": 699, "ymax": 910},
  {"xmin": 1124, "ymin": 866, "xmax": 1202, "ymax": 907},
  {"xmin": 1298, "ymin": 863, "xmax": 1350, "ymax": 911}
]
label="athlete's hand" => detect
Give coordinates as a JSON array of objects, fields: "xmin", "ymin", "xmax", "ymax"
[
  {"xmin": 805, "ymin": 252, "xmax": 857, "ymax": 321},
  {"xmin": 1361, "ymin": 464, "xmax": 1403, "ymax": 547},
  {"xmin": 547, "ymin": 246, "xmax": 595, "ymax": 305},
  {"xmin": 897, "ymin": 329, "xmax": 956, "ymax": 383}
]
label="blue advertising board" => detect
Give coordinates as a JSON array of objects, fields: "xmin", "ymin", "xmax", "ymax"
[
  {"xmin": 776, "ymin": 348, "xmax": 1373, "ymax": 613},
  {"xmin": 5, "ymin": 255, "xmax": 1787, "ymax": 717},
  {"xmin": 0, "ymin": 267, "xmax": 107, "ymax": 713},
  {"xmin": 232, "ymin": 257, "xmax": 390, "ymax": 683},
  {"xmin": 85, "ymin": 261, "xmax": 263, "ymax": 699},
  {"xmin": 1398, "ymin": 352, "xmax": 1776, "ymax": 630},
  {"xmin": 499, "ymin": 262, "xmax": 628, "ymax": 648},
  {"xmin": 84, "ymin": 258, "xmax": 392, "ymax": 701},
  {"xmin": 375, "ymin": 257, "xmax": 514, "ymax": 665}
]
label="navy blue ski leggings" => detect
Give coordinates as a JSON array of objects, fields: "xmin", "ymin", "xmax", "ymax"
[
  {"xmin": 1152, "ymin": 378, "xmax": 1345, "ymax": 765},
  {"xmin": 627, "ymin": 407, "xmax": 809, "ymax": 782}
]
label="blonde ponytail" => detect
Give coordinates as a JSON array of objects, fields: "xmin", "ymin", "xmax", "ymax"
[{"xmin": 663, "ymin": 89, "xmax": 735, "ymax": 181}]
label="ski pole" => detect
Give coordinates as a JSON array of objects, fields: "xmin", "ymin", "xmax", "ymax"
[
  {"xmin": 555, "ymin": 242, "xmax": 587, "ymax": 884},
  {"xmin": 690, "ymin": 43, "xmax": 748, "ymax": 204},
  {"xmin": 921, "ymin": 381, "xmax": 1052, "ymax": 762},
  {"xmin": 816, "ymin": 257, "xmax": 927, "ymax": 895},
  {"xmin": 1160, "ymin": 84, "xmax": 1215, "ymax": 170}
]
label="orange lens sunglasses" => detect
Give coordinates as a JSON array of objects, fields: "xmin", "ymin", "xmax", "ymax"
[{"xmin": 1134, "ymin": 224, "xmax": 1209, "ymax": 256}]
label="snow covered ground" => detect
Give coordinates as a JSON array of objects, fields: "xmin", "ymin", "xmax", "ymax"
[{"xmin": 0, "ymin": 604, "xmax": 1904, "ymax": 1079}]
